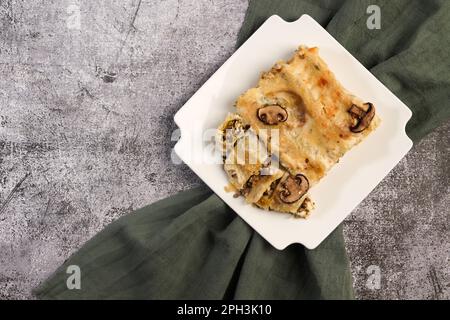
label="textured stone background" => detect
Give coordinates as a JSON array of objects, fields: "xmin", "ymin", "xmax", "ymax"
[{"xmin": 0, "ymin": 0, "xmax": 448, "ymax": 299}]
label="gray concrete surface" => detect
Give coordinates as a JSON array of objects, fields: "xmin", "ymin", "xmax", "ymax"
[{"xmin": 0, "ymin": 0, "xmax": 448, "ymax": 300}]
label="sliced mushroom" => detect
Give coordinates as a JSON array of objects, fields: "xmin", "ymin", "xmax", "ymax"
[
  {"xmin": 348, "ymin": 102, "xmax": 375, "ymax": 133},
  {"xmin": 257, "ymin": 104, "xmax": 288, "ymax": 125},
  {"xmin": 278, "ymin": 174, "xmax": 309, "ymax": 204}
]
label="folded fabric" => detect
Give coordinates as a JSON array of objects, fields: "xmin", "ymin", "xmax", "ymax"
[{"xmin": 35, "ymin": 0, "xmax": 450, "ymax": 299}]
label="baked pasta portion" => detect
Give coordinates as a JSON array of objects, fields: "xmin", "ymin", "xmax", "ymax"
[{"xmin": 217, "ymin": 45, "xmax": 380, "ymax": 217}]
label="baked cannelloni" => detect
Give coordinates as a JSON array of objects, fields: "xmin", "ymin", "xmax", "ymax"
[{"xmin": 217, "ymin": 46, "xmax": 380, "ymax": 217}]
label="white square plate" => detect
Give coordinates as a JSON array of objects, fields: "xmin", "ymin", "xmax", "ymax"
[{"xmin": 174, "ymin": 15, "xmax": 412, "ymax": 249}]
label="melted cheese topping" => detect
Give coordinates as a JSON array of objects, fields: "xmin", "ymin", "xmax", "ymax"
[{"xmin": 217, "ymin": 46, "xmax": 380, "ymax": 217}]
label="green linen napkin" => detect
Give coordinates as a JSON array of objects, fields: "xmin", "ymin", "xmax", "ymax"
[{"xmin": 35, "ymin": 0, "xmax": 450, "ymax": 299}]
